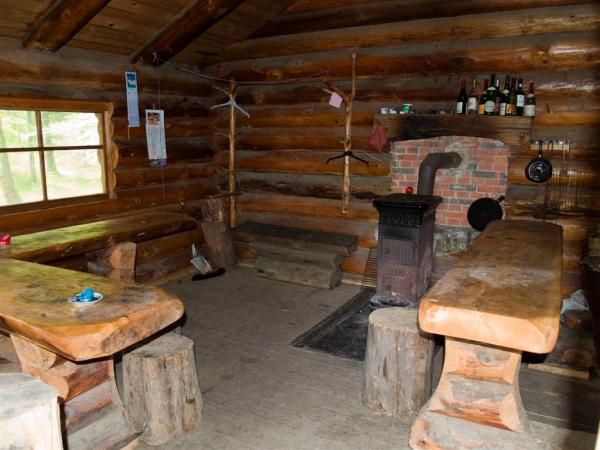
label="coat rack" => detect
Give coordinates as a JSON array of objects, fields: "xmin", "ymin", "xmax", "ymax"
[
  {"xmin": 210, "ymin": 80, "xmax": 250, "ymax": 228},
  {"xmin": 324, "ymin": 53, "xmax": 357, "ymax": 215}
]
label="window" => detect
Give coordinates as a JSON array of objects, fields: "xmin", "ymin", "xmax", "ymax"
[{"xmin": 0, "ymin": 99, "xmax": 112, "ymax": 211}]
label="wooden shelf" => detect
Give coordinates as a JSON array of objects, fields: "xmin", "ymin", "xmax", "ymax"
[{"xmin": 374, "ymin": 114, "xmax": 533, "ymax": 149}]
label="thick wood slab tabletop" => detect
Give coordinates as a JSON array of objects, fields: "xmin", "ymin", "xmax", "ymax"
[
  {"xmin": 419, "ymin": 220, "xmax": 563, "ymax": 353},
  {"xmin": 3, "ymin": 211, "xmax": 197, "ymax": 263},
  {"xmin": 0, "ymin": 258, "xmax": 184, "ymax": 361}
]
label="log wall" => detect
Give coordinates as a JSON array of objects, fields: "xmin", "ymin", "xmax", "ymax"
[
  {"xmin": 207, "ymin": 0, "xmax": 600, "ymax": 293},
  {"xmin": 0, "ymin": 37, "xmax": 218, "ymax": 235}
]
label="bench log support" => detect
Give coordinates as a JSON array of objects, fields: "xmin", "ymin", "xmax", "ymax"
[
  {"xmin": 87, "ymin": 242, "xmax": 137, "ymax": 282},
  {"xmin": 410, "ymin": 338, "xmax": 530, "ymax": 449},
  {"xmin": 11, "ymin": 334, "xmax": 140, "ymax": 450}
]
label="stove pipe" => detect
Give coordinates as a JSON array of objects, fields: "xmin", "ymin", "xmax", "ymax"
[{"xmin": 417, "ymin": 152, "xmax": 462, "ymax": 195}]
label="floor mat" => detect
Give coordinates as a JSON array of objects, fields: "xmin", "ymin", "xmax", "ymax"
[{"xmin": 291, "ymin": 289, "xmax": 374, "ymax": 361}]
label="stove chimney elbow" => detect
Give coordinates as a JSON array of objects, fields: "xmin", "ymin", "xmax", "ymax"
[{"xmin": 416, "ymin": 152, "xmax": 462, "ymax": 195}]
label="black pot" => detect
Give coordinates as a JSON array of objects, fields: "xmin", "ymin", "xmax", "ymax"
[{"xmin": 467, "ymin": 196, "xmax": 505, "ymax": 232}]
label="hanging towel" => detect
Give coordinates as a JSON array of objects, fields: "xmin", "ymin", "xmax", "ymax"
[{"xmin": 369, "ymin": 124, "xmax": 388, "ymax": 152}]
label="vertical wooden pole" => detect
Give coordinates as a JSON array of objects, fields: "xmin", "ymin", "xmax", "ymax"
[
  {"xmin": 341, "ymin": 53, "xmax": 357, "ymax": 215},
  {"xmin": 228, "ymin": 80, "xmax": 237, "ymax": 228}
]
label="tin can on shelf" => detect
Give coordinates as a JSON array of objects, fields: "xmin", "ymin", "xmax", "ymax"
[
  {"xmin": 379, "ymin": 107, "xmax": 390, "ymax": 115},
  {"xmin": 401, "ymin": 103, "xmax": 414, "ymax": 114},
  {"xmin": 389, "ymin": 107, "xmax": 399, "ymax": 114}
]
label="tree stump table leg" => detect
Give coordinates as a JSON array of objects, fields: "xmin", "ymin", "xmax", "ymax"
[
  {"xmin": 364, "ymin": 308, "xmax": 435, "ymax": 417},
  {"xmin": 409, "ymin": 337, "xmax": 536, "ymax": 450},
  {"xmin": 11, "ymin": 334, "xmax": 140, "ymax": 450},
  {"xmin": 0, "ymin": 372, "xmax": 63, "ymax": 449},
  {"xmin": 123, "ymin": 333, "xmax": 203, "ymax": 446}
]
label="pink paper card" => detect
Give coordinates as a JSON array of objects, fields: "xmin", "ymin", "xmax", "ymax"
[{"xmin": 329, "ymin": 92, "xmax": 343, "ymax": 108}]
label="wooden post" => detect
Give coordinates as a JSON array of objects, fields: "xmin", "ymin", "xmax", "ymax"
[
  {"xmin": 228, "ymin": 80, "xmax": 238, "ymax": 228},
  {"xmin": 364, "ymin": 308, "xmax": 434, "ymax": 417},
  {"xmin": 123, "ymin": 333, "xmax": 203, "ymax": 446},
  {"xmin": 0, "ymin": 373, "xmax": 63, "ymax": 450},
  {"xmin": 86, "ymin": 242, "xmax": 137, "ymax": 282},
  {"xmin": 325, "ymin": 53, "xmax": 356, "ymax": 215}
]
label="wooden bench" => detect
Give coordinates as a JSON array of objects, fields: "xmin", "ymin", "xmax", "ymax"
[
  {"xmin": 409, "ymin": 220, "xmax": 563, "ymax": 450},
  {"xmin": 3, "ymin": 211, "xmax": 198, "ymax": 282},
  {"xmin": 0, "ymin": 258, "xmax": 184, "ymax": 450}
]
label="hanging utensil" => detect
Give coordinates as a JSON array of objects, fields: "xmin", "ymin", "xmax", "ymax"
[
  {"xmin": 525, "ymin": 140, "xmax": 553, "ymax": 183},
  {"xmin": 467, "ymin": 196, "xmax": 505, "ymax": 232}
]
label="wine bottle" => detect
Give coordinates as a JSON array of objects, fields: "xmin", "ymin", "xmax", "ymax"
[
  {"xmin": 506, "ymin": 77, "xmax": 517, "ymax": 116},
  {"xmin": 493, "ymin": 78, "xmax": 501, "ymax": 114},
  {"xmin": 467, "ymin": 79, "xmax": 478, "ymax": 114},
  {"xmin": 499, "ymin": 75, "xmax": 511, "ymax": 116},
  {"xmin": 478, "ymin": 79, "xmax": 489, "ymax": 115},
  {"xmin": 516, "ymin": 78, "xmax": 525, "ymax": 116},
  {"xmin": 483, "ymin": 74, "xmax": 497, "ymax": 115},
  {"xmin": 455, "ymin": 80, "xmax": 468, "ymax": 114},
  {"xmin": 524, "ymin": 82, "xmax": 536, "ymax": 117}
]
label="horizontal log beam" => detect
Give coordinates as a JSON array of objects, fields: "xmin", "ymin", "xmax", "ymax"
[
  {"xmin": 114, "ymin": 162, "xmax": 217, "ymax": 188},
  {"xmin": 232, "ymin": 171, "xmax": 391, "ymax": 200},
  {"xmin": 115, "ymin": 138, "xmax": 215, "ymax": 166},
  {"xmin": 214, "ymin": 127, "xmax": 373, "ymax": 152},
  {"xmin": 255, "ymin": 0, "xmax": 596, "ymax": 39},
  {"xmin": 0, "ymin": 47, "xmax": 213, "ymax": 97},
  {"xmin": 216, "ymin": 150, "xmax": 391, "ymax": 176},
  {"xmin": 130, "ymin": 0, "xmax": 247, "ymax": 64},
  {"xmin": 236, "ymin": 71, "xmax": 600, "ymax": 106},
  {"xmin": 112, "ymin": 115, "xmax": 214, "ymax": 140},
  {"xmin": 23, "ymin": 0, "xmax": 111, "ymax": 51},
  {"xmin": 210, "ymin": 32, "xmax": 600, "ymax": 82},
  {"xmin": 224, "ymin": 5, "xmax": 600, "ymax": 60},
  {"xmin": 238, "ymin": 192, "xmax": 378, "ymax": 221}
]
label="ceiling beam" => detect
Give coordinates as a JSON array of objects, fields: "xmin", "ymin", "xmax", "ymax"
[
  {"xmin": 130, "ymin": 0, "xmax": 247, "ymax": 65},
  {"xmin": 23, "ymin": 0, "xmax": 111, "ymax": 51}
]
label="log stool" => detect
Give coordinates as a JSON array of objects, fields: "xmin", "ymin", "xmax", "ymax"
[
  {"xmin": 0, "ymin": 373, "xmax": 63, "ymax": 450},
  {"xmin": 364, "ymin": 307, "xmax": 435, "ymax": 417},
  {"xmin": 123, "ymin": 333, "xmax": 203, "ymax": 446}
]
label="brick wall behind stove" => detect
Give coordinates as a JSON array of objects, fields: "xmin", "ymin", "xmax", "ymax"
[{"xmin": 391, "ymin": 137, "xmax": 508, "ymax": 227}]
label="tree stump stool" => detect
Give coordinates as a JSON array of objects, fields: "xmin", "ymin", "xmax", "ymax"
[
  {"xmin": 364, "ymin": 307, "xmax": 435, "ymax": 417},
  {"xmin": 0, "ymin": 373, "xmax": 63, "ymax": 450},
  {"xmin": 123, "ymin": 333, "xmax": 203, "ymax": 446}
]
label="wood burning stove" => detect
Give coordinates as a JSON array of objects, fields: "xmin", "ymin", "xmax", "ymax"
[{"xmin": 370, "ymin": 193, "xmax": 442, "ymax": 308}]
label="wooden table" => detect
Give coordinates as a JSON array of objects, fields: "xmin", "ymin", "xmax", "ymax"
[
  {"xmin": 0, "ymin": 258, "xmax": 184, "ymax": 450},
  {"xmin": 409, "ymin": 220, "xmax": 563, "ymax": 449}
]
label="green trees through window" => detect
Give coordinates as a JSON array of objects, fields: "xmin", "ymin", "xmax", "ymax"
[{"xmin": 0, "ymin": 107, "xmax": 107, "ymax": 208}]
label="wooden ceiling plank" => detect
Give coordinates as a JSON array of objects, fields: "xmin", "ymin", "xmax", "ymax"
[
  {"xmin": 22, "ymin": 0, "xmax": 111, "ymax": 51},
  {"xmin": 130, "ymin": 0, "xmax": 248, "ymax": 64}
]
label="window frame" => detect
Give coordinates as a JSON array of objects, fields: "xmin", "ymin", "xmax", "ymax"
[{"xmin": 0, "ymin": 97, "xmax": 114, "ymax": 214}]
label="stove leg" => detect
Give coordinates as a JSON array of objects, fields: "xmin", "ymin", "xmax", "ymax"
[{"xmin": 11, "ymin": 335, "xmax": 140, "ymax": 450}]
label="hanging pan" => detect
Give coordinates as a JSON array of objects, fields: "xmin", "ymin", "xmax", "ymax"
[
  {"xmin": 467, "ymin": 196, "xmax": 505, "ymax": 232},
  {"xmin": 525, "ymin": 141, "xmax": 553, "ymax": 184}
]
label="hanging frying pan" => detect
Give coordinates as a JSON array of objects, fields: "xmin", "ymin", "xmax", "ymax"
[
  {"xmin": 525, "ymin": 141, "xmax": 553, "ymax": 184},
  {"xmin": 467, "ymin": 196, "xmax": 505, "ymax": 231}
]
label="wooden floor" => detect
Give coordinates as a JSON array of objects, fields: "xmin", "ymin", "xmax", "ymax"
[{"xmin": 139, "ymin": 268, "xmax": 597, "ymax": 450}]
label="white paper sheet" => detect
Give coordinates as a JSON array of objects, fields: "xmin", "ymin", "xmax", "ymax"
[{"xmin": 145, "ymin": 109, "xmax": 167, "ymax": 163}]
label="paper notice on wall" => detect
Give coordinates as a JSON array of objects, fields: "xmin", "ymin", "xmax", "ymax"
[
  {"xmin": 125, "ymin": 71, "xmax": 140, "ymax": 128},
  {"xmin": 145, "ymin": 109, "xmax": 167, "ymax": 164}
]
